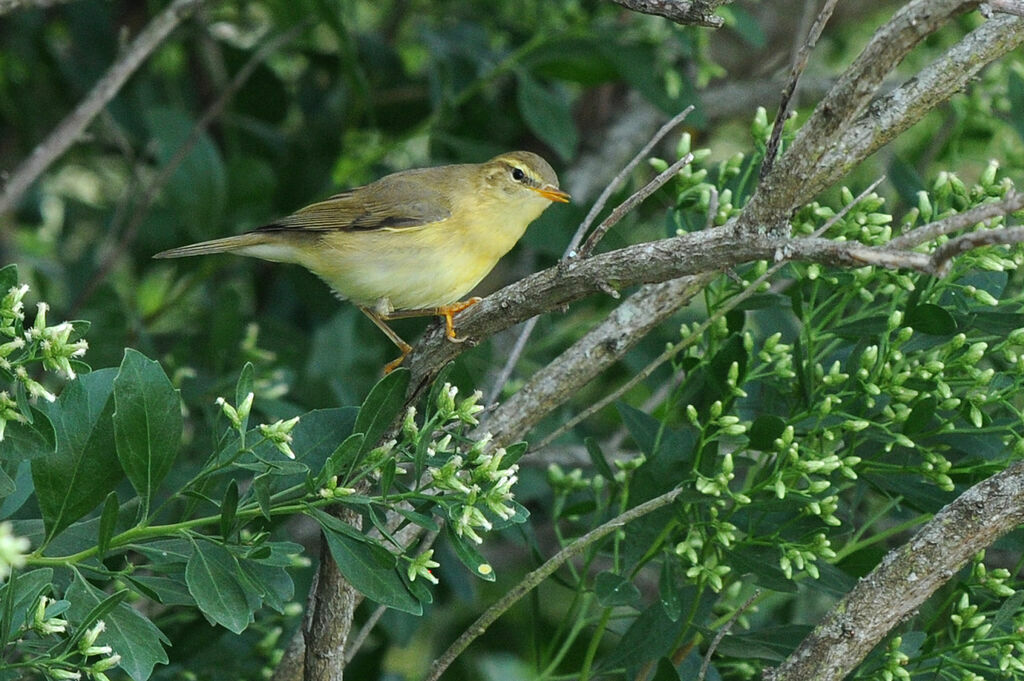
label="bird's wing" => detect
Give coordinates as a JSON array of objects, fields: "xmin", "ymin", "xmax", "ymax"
[{"xmin": 260, "ymin": 172, "xmax": 453, "ymax": 233}]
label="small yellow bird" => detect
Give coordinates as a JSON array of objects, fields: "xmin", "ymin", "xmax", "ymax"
[{"xmin": 154, "ymin": 151, "xmax": 569, "ymax": 372}]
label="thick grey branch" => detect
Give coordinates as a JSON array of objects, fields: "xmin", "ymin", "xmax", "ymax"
[
  {"xmin": 983, "ymin": 0, "xmax": 1024, "ymax": 17},
  {"xmin": 742, "ymin": 0, "xmax": 975, "ymax": 228},
  {"xmin": 607, "ymin": 0, "xmax": 727, "ymax": 27},
  {"xmin": 813, "ymin": 12, "xmax": 1024, "ymax": 198},
  {"xmin": 0, "ymin": 0, "xmax": 206, "ymax": 216},
  {"xmin": 767, "ymin": 460, "xmax": 1024, "ymax": 681},
  {"xmin": 406, "ymin": 205, "xmax": 1024, "ymax": 402},
  {"xmin": 481, "ymin": 274, "xmax": 713, "ymax": 447}
]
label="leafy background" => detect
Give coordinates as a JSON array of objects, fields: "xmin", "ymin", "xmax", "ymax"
[{"xmin": 3, "ymin": 0, "xmax": 1024, "ymax": 680}]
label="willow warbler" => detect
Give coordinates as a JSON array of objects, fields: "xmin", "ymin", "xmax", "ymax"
[{"xmin": 154, "ymin": 151, "xmax": 569, "ymax": 372}]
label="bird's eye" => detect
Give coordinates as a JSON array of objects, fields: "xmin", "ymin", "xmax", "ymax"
[{"xmin": 511, "ymin": 167, "xmax": 526, "ymax": 182}]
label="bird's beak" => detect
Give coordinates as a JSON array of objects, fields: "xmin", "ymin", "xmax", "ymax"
[{"xmin": 531, "ymin": 184, "xmax": 571, "ymax": 203}]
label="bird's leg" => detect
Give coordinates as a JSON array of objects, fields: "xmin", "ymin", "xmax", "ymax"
[
  {"xmin": 359, "ymin": 305, "xmax": 413, "ymax": 374},
  {"xmin": 385, "ymin": 297, "xmax": 483, "ymax": 343}
]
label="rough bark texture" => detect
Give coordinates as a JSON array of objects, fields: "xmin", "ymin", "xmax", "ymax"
[{"xmin": 767, "ymin": 460, "xmax": 1024, "ymax": 681}]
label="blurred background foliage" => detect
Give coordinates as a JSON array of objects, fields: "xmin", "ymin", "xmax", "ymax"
[{"xmin": 3, "ymin": 0, "xmax": 1024, "ymax": 679}]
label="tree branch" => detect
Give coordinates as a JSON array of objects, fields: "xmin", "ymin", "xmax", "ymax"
[
  {"xmin": 0, "ymin": 0, "xmax": 207, "ymax": 216},
  {"xmin": 887, "ymin": 188, "xmax": 1024, "ymax": 249},
  {"xmin": 606, "ymin": 0, "xmax": 728, "ymax": 28},
  {"xmin": 742, "ymin": 0, "xmax": 978, "ymax": 230},
  {"xmin": 481, "ymin": 274, "xmax": 713, "ymax": 447},
  {"xmin": 982, "ymin": 0, "xmax": 1024, "ymax": 17},
  {"xmin": 0, "ymin": 0, "xmax": 78, "ymax": 16},
  {"xmin": 767, "ymin": 460, "xmax": 1024, "ymax": 681},
  {"xmin": 760, "ymin": 0, "xmax": 840, "ymax": 179}
]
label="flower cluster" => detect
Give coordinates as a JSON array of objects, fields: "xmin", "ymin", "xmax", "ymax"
[
  {"xmin": 0, "ymin": 521, "xmax": 29, "ymax": 581},
  {"xmin": 424, "ymin": 387, "xmax": 520, "ymax": 544},
  {"xmin": 216, "ymin": 392, "xmax": 300, "ymax": 459},
  {"xmin": 23, "ymin": 603, "xmax": 121, "ymax": 681},
  {"xmin": 0, "ymin": 276, "xmax": 89, "ymax": 440}
]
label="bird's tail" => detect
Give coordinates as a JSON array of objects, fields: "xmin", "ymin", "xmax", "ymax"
[{"xmin": 153, "ymin": 232, "xmax": 276, "ymax": 259}]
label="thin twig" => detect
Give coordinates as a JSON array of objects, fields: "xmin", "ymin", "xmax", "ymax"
[
  {"xmin": 344, "ymin": 606, "xmax": 386, "ymax": 664},
  {"xmin": 566, "ymin": 106, "xmax": 695, "ymax": 258},
  {"xmin": 931, "ymin": 225, "xmax": 1024, "ymax": 277},
  {"xmin": 69, "ymin": 23, "xmax": 307, "ymax": 315},
  {"xmin": 698, "ymin": 588, "xmax": 761, "ymax": 681},
  {"xmin": 423, "ymin": 486, "xmax": 685, "ymax": 681},
  {"xmin": 534, "ymin": 177, "xmax": 884, "ymax": 451},
  {"xmin": 578, "ymin": 152, "xmax": 694, "ymax": 259},
  {"xmin": 0, "ymin": 0, "xmax": 207, "ymax": 216},
  {"xmin": 760, "ymin": 0, "xmax": 840, "ymax": 180},
  {"xmin": 484, "ymin": 316, "xmax": 539, "ymax": 407},
  {"xmin": 485, "ymin": 106, "xmax": 694, "ymax": 406},
  {"xmin": 0, "ymin": 0, "xmax": 77, "ymax": 16},
  {"xmin": 887, "ymin": 189, "xmax": 1024, "ymax": 249}
]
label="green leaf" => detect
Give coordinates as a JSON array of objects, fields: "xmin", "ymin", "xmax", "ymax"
[
  {"xmin": 445, "ymin": 523, "xmax": 496, "ymax": 582},
  {"xmin": 585, "ymin": 437, "xmax": 615, "ymax": 481},
  {"xmin": 319, "ymin": 432, "xmax": 364, "ymax": 486},
  {"xmin": 0, "ymin": 408, "xmax": 55, "ymax": 464},
  {"xmin": 1008, "ymin": 70, "xmax": 1024, "ymax": 142},
  {"xmin": 659, "ymin": 559, "xmax": 682, "ymax": 621},
  {"xmin": 248, "ymin": 407, "xmax": 357, "ymax": 479},
  {"xmin": 379, "ymin": 457, "xmax": 397, "ymax": 500},
  {"xmin": 185, "ymin": 540, "xmax": 254, "ymax": 634},
  {"xmin": 235, "ymin": 362, "xmax": 255, "ymax": 433},
  {"xmin": 253, "ymin": 474, "xmax": 272, "ymax": 521},
  {"xmin": 747, "ymin": 414, "xmax": 786, "ymax": 450},
  {"xmin": 113, "ymin": 349, "xmax": 181, "ymax": 508},
  {"xmin": 903, "ymin": 397, "xmax": 937, "ymax": 436},
  {"xmin": 515, "ymin": 71, "xmax": 578, "ymax": 161},
  {"xmin": 651, "ymin": 657, "xmax": 683, "ymax": 681},
  {"xmin": 238, "ymin": 559, "xmax": 294, "ymax": 613},
  {"xmin": 66, "ymin": 574, "xmax": 169, "ymax": 680},
  {"xmin": 220, "ymin": 480, "xmax": 239, "ymax": 539},
  {"xmin": 994, "ymin": 591, "xmax": 1024, "ymax": 633},
  {"xmin": 310, "ymin": 508, "xmax": 422, "ymax": 614},
  {"xmin": 601, "ymin": 602, "xmax": 680, "ymax": 671},
  {"xmin": 502, "ymin": 441, "xmax": 528, "ymax": 467},
  {"xmin": 0, "ymin": 568, "xmax": 53, "ymax": 642},
  {"xmin": 906, "ymin": 303, "xmax": 957, "ymax": 336},
  {"xmin": 32, "ymin": 369, "xmax": 122, "ymax": 540},
  {"xmin": 616, "ymin": 402, "xmax": 662, "ymax": 458},
  {"xmin": 145, "ymin": 107, "xmax": 227, "ymax": 242},
  {"xmin": 395, "ymin": 506, "xmax": 439, "ymax": 532},
  {"xmin": 595, "ymin": 571, "xmax": 641, "ymax": 608},
  {"xmin": 132, "ymin": 538, "xmax": 193, "ymax": 565},
  {"xmin": 712, "ymin": 624, "xmax": 812, "ymax": 661},
  {"xmin": 0, "ymin": 467, "xmax": 12, "ymax": 499},
  {"xmin": 727, "ymin": 547, "xmax": 797, "ymax": 593},
  {"xmin": 832, "ymin": 315, "xmax": 888, "ymax": 338},
  {"xmin": 126, "ymin": 575, "xmax": 195, "ymax": 607},
  {"xmin": 355, "ymin": 369, "xmax": 410, "ymax": 453},
  {"xmin": 0, "ymin": 462, "xmax": 34, "ymax": 519},
  {"xmin": 0, "ymin": 264, "xmax": 17, "ymax": 293},
  {"xmin": 97, "ymin": 492, "xmax": 118, "ymax": 556},
  {"xmin": 66, "ymin": 589, "xmax": 128, "ymax": 651}
]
